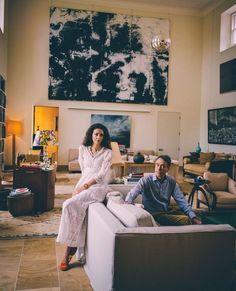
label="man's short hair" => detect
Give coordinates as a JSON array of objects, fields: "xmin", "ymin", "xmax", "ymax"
[{"xmin": 156, "ymin": 155, "xmax": 171, "ymax": 167}]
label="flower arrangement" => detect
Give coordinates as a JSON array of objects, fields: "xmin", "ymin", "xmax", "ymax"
[
  {"xmin": 39, "ymin": 130, "xmax": 57, "ymax": 146},
  {"xmin": 33, "ymin": 130, "xmax": 57, "ymax": 146}
]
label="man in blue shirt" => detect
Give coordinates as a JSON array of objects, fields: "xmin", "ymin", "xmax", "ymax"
[{"xmin": 125, "ymin": 155, "xmax": 201, "ymax": 225}]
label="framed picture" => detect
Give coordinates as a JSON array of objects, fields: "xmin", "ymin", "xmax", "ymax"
[
  {"xmin": 208, "ymin": 106, "xmax": 236, "ymax": 145},
  {"xmin": 91, "ymin": 114, "xmax": 131, "ymax": 147}
]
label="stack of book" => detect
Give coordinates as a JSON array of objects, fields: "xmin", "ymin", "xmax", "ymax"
[{"xmin": 124, "ymin": 173, "xmax": 144, "ymax": 184}]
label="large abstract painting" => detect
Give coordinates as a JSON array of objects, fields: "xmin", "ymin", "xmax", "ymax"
[
  {"xmin": 91, "ymin": 114, "xmax": 131, "ymax": 147},
  {"xmin": 49, "ymin": 7, "xmax": 169, "ymax": 105}
]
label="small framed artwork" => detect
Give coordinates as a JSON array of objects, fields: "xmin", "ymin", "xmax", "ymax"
[
  {"xmin": 91, "ymin": 114, "xmax": 131, "ymax": 147},
  {"xmin": 208, "ymin": 106, "xmax": 236, "ymax": 145}
]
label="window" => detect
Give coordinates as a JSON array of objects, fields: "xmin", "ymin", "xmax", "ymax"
[
  {"xmin": 0, "ymin": 0, "xmax": 4, "ymax": 33},
  {"xmin": 231, "ymin": 12, "xmax": 236, "ymax": 46},
  {"xmin": 220, "ymin": 4, "xmax": 236, "ymax": 52}
]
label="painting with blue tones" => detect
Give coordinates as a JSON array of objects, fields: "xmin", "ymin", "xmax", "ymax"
[
  {"xmin": 49, "ymin": 7, "xmax": 169, "ymax": 105},
  {"xmin": 91, "ymin": 114, "xmax": 131, "ymax": 147}
]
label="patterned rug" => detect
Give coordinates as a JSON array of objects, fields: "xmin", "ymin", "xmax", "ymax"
[{"xmin": 0, "ymin": 194, "xmax": 70, "ymax": 239}]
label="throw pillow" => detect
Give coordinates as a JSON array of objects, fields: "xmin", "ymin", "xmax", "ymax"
[
  {"xmin": 199, "ymin": 152, "xmax": 215, "ymax": 164},
  {"xmin": 107, "ymin": 197, "xmax": 157, "ymax": 227}
]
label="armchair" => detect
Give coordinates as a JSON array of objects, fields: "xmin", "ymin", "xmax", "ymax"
[
  {"xmin": 182, "ymin": 152, "xmax": 213, "ymax": 176},
  {"xmin": 197, "ymin": 172, "xmax": 236, "ymax": 210}
]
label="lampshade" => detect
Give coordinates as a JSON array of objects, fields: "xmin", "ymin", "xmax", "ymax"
[
  {"xmin": 111, "ymin": 141, "xmax": 122, "ymax": 164},
  {"xmin": 7, "ymin": 120, "xmax": 22, "ymax": 136}
]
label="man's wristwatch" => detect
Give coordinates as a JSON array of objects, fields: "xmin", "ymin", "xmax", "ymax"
[{"xmin": 83, "ymin": 183, "xmax": 89, "ymax": 189}]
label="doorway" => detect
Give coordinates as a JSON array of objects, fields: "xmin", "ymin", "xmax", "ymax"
[
  {"xmin": 33, "ymin": 106, "xmax": 59, "ymax": 162},
  {"xmin": 157, "ymin": 112, "xmax": 180, "ymax": 161}
]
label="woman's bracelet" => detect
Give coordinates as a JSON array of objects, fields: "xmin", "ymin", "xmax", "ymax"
[{"xmin": 83, "ymin": 183, "xmax": 89, "ymax": 189}]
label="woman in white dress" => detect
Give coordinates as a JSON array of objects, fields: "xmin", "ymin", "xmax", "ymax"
[{"xmin": 57, "ymin": 123, "xmax": 113, "ymax": 271}]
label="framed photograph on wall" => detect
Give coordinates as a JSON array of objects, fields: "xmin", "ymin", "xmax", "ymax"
[
  {"xmin": 208, "ymin": 106, "xmax": 236, "ymax": 145},
  {"xmin": 91, "ymin": 114, "xmax": 131, "ymax": 148}
]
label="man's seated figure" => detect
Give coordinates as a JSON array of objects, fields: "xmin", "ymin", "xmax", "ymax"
[{"xmin": 125, "ymin": 155, "xmax": 201, "ymax": 225}]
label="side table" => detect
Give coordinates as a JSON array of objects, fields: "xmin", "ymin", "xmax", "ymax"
[
  {"xmin": 7, "ymin": 192, "xmax": 34, "ymax": 216},
  {"xmin": 13, "ymin": 166, "xmax": 56, "ymax": 212},
  {"xmin": 187, "ymin": 182, "xmax": 211, "ymax": 211}
]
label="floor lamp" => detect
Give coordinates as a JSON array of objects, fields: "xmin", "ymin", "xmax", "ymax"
[{"xmin": 7, "ymin": 120, "xmax": 22, "ymax": 169}]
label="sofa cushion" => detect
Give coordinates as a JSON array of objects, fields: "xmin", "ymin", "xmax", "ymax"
[
  {"xmin": 199, "ymin": 152, "xmax": 214, "ymax": 164},
  {"xmin": 107, "ymin": 197, "xmax": 157, "ymax": 227}
]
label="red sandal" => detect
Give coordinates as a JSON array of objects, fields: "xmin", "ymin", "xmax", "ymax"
[{"xmin": 60, "ymin": 247, "xmax": 77, "ymax": 271}]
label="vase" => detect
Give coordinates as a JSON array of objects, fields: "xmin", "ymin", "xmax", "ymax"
[
  {"xmin": 43, "ymin": 145, "xmax": 50, "ymax": 169},
  {"xmin": 195, "ymin": 142, "xmax": 201, "ymax": 154},
  {"xmin": 133, "ymin": 152, "xmax": 145, "ymax": 164}
]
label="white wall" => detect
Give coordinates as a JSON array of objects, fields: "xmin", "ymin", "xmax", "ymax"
[
  {"xmin": 200, "ymin": 0, "xmax": 236, "ymax": 155},
  {"xmin": 5, "ymin": 0, "xmax": 204, "ymax": 166}
]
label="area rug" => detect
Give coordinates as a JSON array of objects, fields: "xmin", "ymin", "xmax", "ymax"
[{"xmin": 0, "ymin": 194, "xmax": 70, "ymax": 239}]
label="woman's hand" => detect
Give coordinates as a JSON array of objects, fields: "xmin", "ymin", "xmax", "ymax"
[
  {"xmin": 72, "ymin": 184, "xmax": 90, "ymax": 196},
  {"xmin": 72, "ymin": 186, "xmax": 84, "ymax": 196}
]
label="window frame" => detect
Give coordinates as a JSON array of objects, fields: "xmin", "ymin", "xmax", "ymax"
[{"xmin": 231, "ymin": 11, "xmax": 236, "ymax": 46}]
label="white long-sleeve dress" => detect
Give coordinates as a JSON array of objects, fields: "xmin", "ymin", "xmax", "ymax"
[{"xmin": 56, "ymin": 145, "xmax": 112, "ymax": 247}]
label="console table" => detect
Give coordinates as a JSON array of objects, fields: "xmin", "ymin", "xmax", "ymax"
[{"xmin": 13, "ymin": 166, "xmax": 56, "ymax": 212}]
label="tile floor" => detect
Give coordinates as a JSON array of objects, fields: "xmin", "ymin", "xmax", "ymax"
[{"xmin": 0, "ymin": 237, "xmax": 93, "ymax": 291}]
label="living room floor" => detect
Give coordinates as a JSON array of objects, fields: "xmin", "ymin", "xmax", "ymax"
[{"xmin": 0, "ymin": 237, "xmax": 92, "ymax": 291}]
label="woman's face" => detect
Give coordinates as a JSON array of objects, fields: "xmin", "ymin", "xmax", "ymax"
[{"xmin": 92, "ymin": 128, "xmax": 104, "ymax": 147}]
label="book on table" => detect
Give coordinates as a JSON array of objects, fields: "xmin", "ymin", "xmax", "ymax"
[{"xmin": 124, "ymin": 173, "xmax": 144, "ymax": 184}]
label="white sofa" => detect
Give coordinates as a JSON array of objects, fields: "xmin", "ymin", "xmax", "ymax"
[{"xmin": 84, "ymin": 199, "xmax": 235, "ymax": 291}]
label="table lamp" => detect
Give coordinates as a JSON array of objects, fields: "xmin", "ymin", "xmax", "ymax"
[
  {"xmin": 7, "ymin": 120, "xmax": 22, "ymax": 168},
  {"xmin": 111, "ymin": 142, "xmax": 122, "ymax": 164}
]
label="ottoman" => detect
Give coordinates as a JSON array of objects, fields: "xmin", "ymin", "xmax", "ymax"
[{"xmin": 7, "ymin": 192, "xmax": 34, "ymax": 217}]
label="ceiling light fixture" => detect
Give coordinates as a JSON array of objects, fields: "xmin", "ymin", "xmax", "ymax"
[{"xmin": 151, "ymin": 35, "xmax": 171, "ymax": 53}]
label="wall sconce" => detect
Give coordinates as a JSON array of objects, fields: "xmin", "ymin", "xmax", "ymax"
[
  {"xmin": 7, "ymin": 120, "xmax": 22, "ymax": 168},
  {"xmin": 151, "ymin": 35, "xmax": 171, "ymax": 53}
]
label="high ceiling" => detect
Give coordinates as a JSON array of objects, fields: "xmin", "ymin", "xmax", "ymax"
[{"xmin": 96, "ymin": 0, "xmax": 223, "ymax": 11}]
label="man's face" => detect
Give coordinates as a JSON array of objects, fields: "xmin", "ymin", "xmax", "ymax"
[{"xmin": 155, "ymin": 158, "xmax": 169, "ymax": 179}]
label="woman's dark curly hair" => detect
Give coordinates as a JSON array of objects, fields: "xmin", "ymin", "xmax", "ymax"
[{"xmin": 82, "ymin": 123, "xmax": 111, "ymax": 149}]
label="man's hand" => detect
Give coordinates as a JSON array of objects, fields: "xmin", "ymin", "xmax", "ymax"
[{"xmin": 191, "ymin": 217, "xmax": 202, "ymax": 225}]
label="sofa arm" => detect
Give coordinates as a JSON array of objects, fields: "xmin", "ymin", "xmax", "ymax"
[
  {"xmin": 228, "ymin": 178, "xmax": 236, "ymax": 195},
  {"xmin": 183, "ymin": 157, "xmax": 191, "ymax": 164}
]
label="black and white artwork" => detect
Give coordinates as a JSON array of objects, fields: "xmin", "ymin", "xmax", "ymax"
[
  {"xmin": 49, "ymin": 7, "xmax": 169, "ymax": 105},
  {"xmin": 208, "ymin": 106, "xmax": 236, "ymax": 145},
  {"xmin": 91, "ymin": 114, "xmax": 131, "ymax": 147}
]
